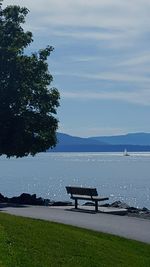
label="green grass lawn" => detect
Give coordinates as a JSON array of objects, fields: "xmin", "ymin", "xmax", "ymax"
[{"xmin": 0, "ymin": 213, "xmax": 149, "ymax": 267}]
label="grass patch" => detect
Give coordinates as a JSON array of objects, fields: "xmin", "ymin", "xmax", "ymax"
[{"xmin": 0, "ymin": 213, "xmax": 149, "ymax": 267}]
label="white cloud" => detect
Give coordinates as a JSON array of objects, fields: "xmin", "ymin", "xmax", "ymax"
[
  {"xmin": 51, "ymin": 29, "xmax": 122, "ymax": 41},
  {"xmin": 4, "ymin": 0, "xmax": 150, "ymax": 106},
  {"xmin": 85, "ymin": 73, "xmax": 150, "ymax": 83},
  {"xmin": 4, "ymin": 1, "xmax": 150, "ymax": 26},
  {"xmin": 3, "ymin": 0, "xmax": 150, "ymax": 56},
  {"xmin": 55, "ymin": 71, "xmax": 150, "ymax": 84},
  {"xmin": 3, "ymin": 0, "xmax": 150, "ymax": 136},
  {"xmin": 4, "ymin": 0, "xmax": 150, "ymax": 38},
  {"xmin": 61, "ymin": 89, "xmax": 150, "ymax": 106},
  {"xmin": 118, "ymin": 52, "xmax": 150, "ymax": 67}
]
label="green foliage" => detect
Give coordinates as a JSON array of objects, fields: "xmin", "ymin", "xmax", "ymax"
[
  {"xmin": 0, "ymin": 213, "xmax": 150, "ymax": 267},
  {"xmin": 0, "ymin": 2, "xmax": 60, "ymax": 157}
]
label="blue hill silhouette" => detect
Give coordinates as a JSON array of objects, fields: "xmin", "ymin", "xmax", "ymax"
[{"xmin": 49, "ymin": 132, "xmax": 150, "ymax": 152}]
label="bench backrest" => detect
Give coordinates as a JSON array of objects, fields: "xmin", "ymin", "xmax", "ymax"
[{"xmin": 66, "ymin": 186, "xmax": 98, "ymax": 197}]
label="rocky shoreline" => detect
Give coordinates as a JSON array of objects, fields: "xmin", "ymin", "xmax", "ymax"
[
  {"xmin": 101, "ymin": 201, "xmax": 150, "ymax": 220},
  {"xmin": 0, "ymin": 192, "xmax": 73, "ymax": 206},
  {"xmin": 0, "ymin": 193, "xmax": 150, "ymax": 220}
]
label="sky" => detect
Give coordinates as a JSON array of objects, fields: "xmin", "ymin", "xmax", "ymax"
[{"xmin": 3, "ymin": 0, "xmax": 150, "ymax": 137}]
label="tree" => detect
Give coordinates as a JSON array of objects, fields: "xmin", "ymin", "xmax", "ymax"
[{"xmin": 0, "ymin": 2, "xmax": 60, "ymax": 157}]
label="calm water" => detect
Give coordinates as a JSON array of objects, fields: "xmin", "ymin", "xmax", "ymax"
[{"xmin": 0, "ymin": 152, "xmax": 150, "ymax": 209}]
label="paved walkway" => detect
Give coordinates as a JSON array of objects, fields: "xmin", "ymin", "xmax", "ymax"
[{"xmin": 1, "ymin": 204, "xmax": 150, "ymax": 244}]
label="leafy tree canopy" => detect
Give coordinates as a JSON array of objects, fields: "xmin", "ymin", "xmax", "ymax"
[{"xmin": 0, "ymin": 1, "xmax": 60, "ymax": 157}]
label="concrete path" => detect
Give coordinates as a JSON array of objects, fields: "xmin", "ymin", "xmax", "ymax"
[{"xmin": 1, "ymin": 204, "xmax": 150, "ymax": 244}]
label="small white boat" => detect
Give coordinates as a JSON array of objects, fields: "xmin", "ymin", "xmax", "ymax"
[{"xmin": 124, "ymin": 149, "xmax": 130, "ymax": 156}]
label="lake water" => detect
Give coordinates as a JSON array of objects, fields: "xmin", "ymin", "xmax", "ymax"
[{"xmin": 0, "ymin": 152, "xmax": 150, "ymax": 209}]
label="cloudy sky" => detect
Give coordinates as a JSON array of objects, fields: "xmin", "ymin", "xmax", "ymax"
[{"xmin": 3, "ymin": 0, "xmax": 150, "ymax": 137}]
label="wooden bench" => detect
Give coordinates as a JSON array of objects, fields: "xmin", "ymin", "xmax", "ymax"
[{"xmin": 66, "ymin": 186, "xmax": 109, "ymax": 212}]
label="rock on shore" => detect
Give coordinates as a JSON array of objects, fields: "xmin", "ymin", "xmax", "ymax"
[
  {"xmin": 102, "ymin": 201, "xmax": 150, "ymax": 220},
  {"xmin": 0, "ymin": 192, "xmax": 72, "ymax": 206}
]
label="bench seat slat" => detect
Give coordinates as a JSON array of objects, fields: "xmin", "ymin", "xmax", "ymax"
[{"xmin": 71, "ymin": 195, "xmax": 109, "ymax": 201}]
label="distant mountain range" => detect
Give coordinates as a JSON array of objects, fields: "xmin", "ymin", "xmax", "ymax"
[
  {"xmin": 89, "ymin": 132, "xmax": 150, "ymax": 145},
  {"xmin": 48, "ymin": 132, "xmax": 150, "ymax": 152}
]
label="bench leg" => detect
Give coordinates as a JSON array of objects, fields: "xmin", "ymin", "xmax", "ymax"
[
  {"xmin": 75, "ymin": 199, "xmax": 78, "ymax": 209},
  {"xmin": 95, "ymin": 201, "xmax": 98, "ymax": 212}
]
